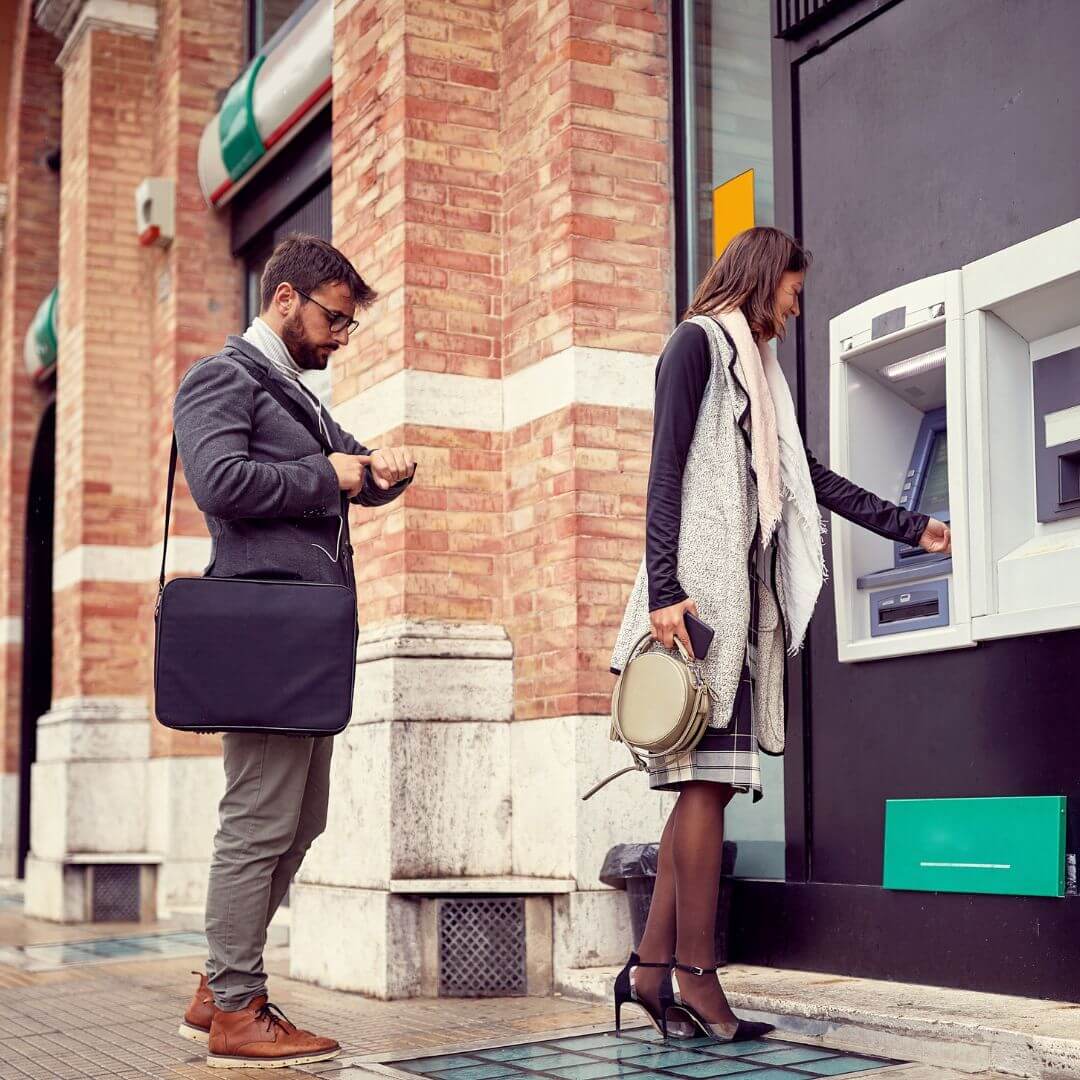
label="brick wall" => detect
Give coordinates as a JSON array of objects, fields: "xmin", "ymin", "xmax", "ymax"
[
  {"xmin": 330, "ymin": 0, "xmax": 673, "ymax": 719},
  {"xmin": 0, "ymin": 0, "xmax": 675, "ymax": 780},
  {"xmin": 501, "ymin": 0, "xmax": 671, "ymax": 720},
  {"xmin": 0, "ymin": 2, "xmax": 61, "ymax": 775},
  {"xmin": 52, "ymin": 27, "xmax": 157, "ymax": 701},
  {"xmin": 333, "ymin": 0, "xmax": 507, "ymax": 628}
]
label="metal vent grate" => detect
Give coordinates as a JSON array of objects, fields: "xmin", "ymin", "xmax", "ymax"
[
  {"xmin": 438, "ymin": 897, "xmax": 526, "ymax": 997},
  {"xmin": 91, "ymin": 865, "xmax": 140, "ymax": 922},
  {"xmin": 775, "ymin": 0, "xmax": 858, "ymax": 38}
]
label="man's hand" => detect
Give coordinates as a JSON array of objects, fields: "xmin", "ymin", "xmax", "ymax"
[
  {"xmin": 366, "ymin": 447, "xmax": 413, "ymax": 490},
  {"xmin": 328, "ymin": 449, "xmax": 415, "ymax": 499},
  {"xmin": 649, "ymin": 598, "xmax": 699, "ymax": 658},
  {"xmin": 919, "ymin": 517, "xmax": 952, "ymax": 555},
  {"xmin": 328, "ymin": 452, "xmax": 367, "ymax": 497}
]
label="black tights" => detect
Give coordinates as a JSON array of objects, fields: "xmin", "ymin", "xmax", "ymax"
[{"xmin": 633, "ymin": 781, "xmax": 739, "ymax": 1033}]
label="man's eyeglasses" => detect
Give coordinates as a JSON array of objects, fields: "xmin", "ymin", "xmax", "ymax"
[{"xmin": 294, "ymin": 288, "xmax": 360, "ymax": 336}]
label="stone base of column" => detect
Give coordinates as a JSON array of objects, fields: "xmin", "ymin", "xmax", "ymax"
[
  {"xmin": 24, "ymin": 697, "xmax": 154, "ymax": 922},
  {"xmin": 24, "ymin": 854, "xmax": 158, "ymax": 923},
  {"xmin": 147, "ymin": 756, "xmax": 224, "ymax": 914},
  {"xmin": 291, "ymin": 883, "xmax": 555, "ymax": 1000},
  {"xmin": 0, "ymin": 772, "xmax": 16, "ymax": 878}
]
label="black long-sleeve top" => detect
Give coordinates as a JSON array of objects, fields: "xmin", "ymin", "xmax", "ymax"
[{"xmin": 646, "ymin": 321, "xmax": 931, "ymax": 611}]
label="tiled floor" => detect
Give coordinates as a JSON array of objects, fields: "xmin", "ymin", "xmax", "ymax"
[
  {"xmin": 0, "ymin": 893, "xmax": 1002, "ymax": 1080},
  {"xmin": 390, "ymin": 1029, "xmax": 899, "ymax": 1080},
  {"xmin": 12, "ymin": 932, "xmax": 209, "ymax": 971}
]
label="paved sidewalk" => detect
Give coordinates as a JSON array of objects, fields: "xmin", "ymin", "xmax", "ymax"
[{"xmin": 0, "ymin": 887, "xmax": 1012, "ymax": 1080}]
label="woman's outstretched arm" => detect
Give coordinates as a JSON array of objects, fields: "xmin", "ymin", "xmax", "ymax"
[{"xmin": 805, "ymin": 445, "xmax": 949, "ymax": 552}]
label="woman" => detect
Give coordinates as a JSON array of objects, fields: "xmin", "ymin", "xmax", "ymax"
[{"xmin": 608, "ymin": 227, "xmax": 950, "ymax": 1043}]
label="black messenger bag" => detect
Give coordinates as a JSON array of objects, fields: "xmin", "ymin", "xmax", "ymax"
[{"xmin": 154, "ymin": 360, "xmax": 358, "ymax": 736}]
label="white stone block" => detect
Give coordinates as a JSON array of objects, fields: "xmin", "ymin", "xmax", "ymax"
[
  {"xmin": 0, "ymin": 772, "xmax": 17, "ymax": 878},
  {"xmin": 572, "ymin": 716, "xmax": 676, "ymax": 888},
  {"xmin": 146, "ymin": 756, "xmax": 223, "ymax": 862},
  {"xmin": 298, "ymin": 721, "xmax": 392, "ymax": 889},
  {"xmin": 35, "ymin": 697, "xmax": 150, "ymax": 762},
  {"xmin": 301, "ymin": 718, "xmax": 513, "ymax": 887},
  {"xmin": 352, "ymin": 622, "xmax": 512, "ymax": 725},
  {"xmin": 390, "ymin": 720, "xmax": 511, "ymax": 878},
  {"xmin": 289, "ymin": 883, "xmax": 423, "ymax": 998},
  {"xmin": 157, "ymin": 859, "xmax": 211, "ymax": 913},
  {"xmin": 511, "ymin": 717, "xmax": 576, "ymax": 878},
  {"xmin": 144, "ymin": 756, "xmax": 225, "ymax": 912},
  {"xmin": 30, "ymin": 760, "xmax": 147, "ymax": 859},
  {"xmin": 353, "ymin": 656, "xmax": 513, "ymax": 724},
  {"xmin": 24, "ymin": 855, "xmax": 86, "ymax": 922},
  {"xmin": 554, "ymin": 888, "xmax": 631, "ymax": 972},
  {"xmin": 511, "ymin": 715, "xmax": 674, "ymax": 887}
]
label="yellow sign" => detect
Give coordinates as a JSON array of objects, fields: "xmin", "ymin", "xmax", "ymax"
[{"xmin": 712, "ymin": 169, "xmax": 755, "ymax": 259}]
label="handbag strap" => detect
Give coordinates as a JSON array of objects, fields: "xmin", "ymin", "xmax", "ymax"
[
  {"xmin": 581, "ymin": 633, "xmax": 707, "ymax": 802},
  {"xmin": 159, "ymin": 352, "xmax": 353, "ymax": 597}
]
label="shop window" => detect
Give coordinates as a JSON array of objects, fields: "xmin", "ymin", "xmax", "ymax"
[
  {"xmin": 248, "ymin": 0, "xmax": 309, "ymax": 57},
  {"xmin": 674, "ymin": 0, "xmax": 785, "ymax": 881},
  {"xmin": 676, "ymin": 0, "xmax": 775, "ymax": 304}
]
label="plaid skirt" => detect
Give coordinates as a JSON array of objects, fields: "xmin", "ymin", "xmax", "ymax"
[{"xmin": 647, "ymin": 663, "xmax": 762, "ymax": 801}]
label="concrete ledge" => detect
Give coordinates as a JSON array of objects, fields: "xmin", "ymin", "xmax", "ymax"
[
  {"xmin": 388, "ymin": 877, "xmax": 576, "ymax": 895},
  {"xmin": 558, "ymin": 963, "xmax": 1080, "ymax": 1078}
]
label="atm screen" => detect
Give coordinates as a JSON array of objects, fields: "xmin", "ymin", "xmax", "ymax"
[
  {"xmin": 916, "ymin": 430, "xmax": 949, "ymax": 517},
  {"xmin": 895, "ymin": 407, "xmax": 949, "ymax": 566}
]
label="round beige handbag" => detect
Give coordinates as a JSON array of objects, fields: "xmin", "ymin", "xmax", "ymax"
[{"xmin": 582, "ymin": 631, "xmax": 714, "ymax": 800}]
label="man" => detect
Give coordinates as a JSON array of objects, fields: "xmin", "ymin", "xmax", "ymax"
[{"xmin": 173, "ymin": 235, "xmax": 412, "ymax": 1069}]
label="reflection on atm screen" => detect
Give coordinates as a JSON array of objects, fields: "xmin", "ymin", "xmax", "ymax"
[
  {"xmin": 857, "ymin": 405, "xmax": 953, "ymax": 637},
  {"xmin": 896, "ymin": 408, "xmax": 950, "ymax": 565},
  {"xmin": 917, "ymin": 431, "xmax": 948, "ymax": 517}
]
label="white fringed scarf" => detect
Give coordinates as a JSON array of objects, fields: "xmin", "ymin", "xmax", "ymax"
[{"xmin": 713, "ymin": 309, "xmax": 825, "ymax": 653}]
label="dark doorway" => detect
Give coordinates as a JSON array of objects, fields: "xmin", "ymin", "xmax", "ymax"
[{"xmin": 19, "ymin": 401, "xmax": 55, "ymax": 878}]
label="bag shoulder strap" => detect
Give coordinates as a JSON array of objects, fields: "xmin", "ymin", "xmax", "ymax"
[
  {"xmin": 225, "ymin": 347, "xmax": 333, "ymax": 453},
  {"xmin": 159, "ymin": 351, "xmax": 350, "ymax": 598}
]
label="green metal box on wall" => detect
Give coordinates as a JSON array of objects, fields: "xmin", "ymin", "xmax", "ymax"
[{"xmin": 883, "ymin": 796, "xmax": 1066, "ymax": 897}]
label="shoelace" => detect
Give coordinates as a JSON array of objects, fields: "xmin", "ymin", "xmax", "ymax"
[{"xmin": 255, "ymin": 1001, "xmax": 295, "ymax": 1035}]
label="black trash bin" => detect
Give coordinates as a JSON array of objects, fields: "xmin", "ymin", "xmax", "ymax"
[{"xmin": 600, "ymin": 841, "xmax": 738, "ymax": 965}]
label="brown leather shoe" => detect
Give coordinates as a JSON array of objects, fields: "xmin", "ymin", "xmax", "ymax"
[
  {"xmin": 206, "ymin": 995, "xmax": 340, "ymax": 1069},
  {"xmin": 178, "ymin": 971, "xmax": 218, "ymax": 1045}
]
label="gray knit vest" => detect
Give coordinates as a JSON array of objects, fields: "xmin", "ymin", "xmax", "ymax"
[{"xmin": 610, "ymin": 316, "xmax": 787, "ymax": 751}]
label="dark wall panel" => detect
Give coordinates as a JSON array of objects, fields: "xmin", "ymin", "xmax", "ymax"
[
  {"xmin": 730, "ymin": 881, "xmax": 1080, "ymax": 1002},
  {"xmin": 796, "ymin": 0, "xmax": 1080, "ymax": 886}
]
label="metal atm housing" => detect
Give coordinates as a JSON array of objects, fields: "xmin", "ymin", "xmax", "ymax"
[{"xmin": 829, "ymin": 271, "xmax": 973, "ymax": 662}]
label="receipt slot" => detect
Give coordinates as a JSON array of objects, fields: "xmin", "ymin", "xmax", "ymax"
[
  {"xmin": 829, "ymin": 271, "xmax": 974, "ymax": 662},
  {"xmin": 963, "ymin": 218, "xmax": 1080, "ymax": 640}
]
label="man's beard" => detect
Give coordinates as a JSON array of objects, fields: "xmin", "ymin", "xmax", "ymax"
[{"xmin": 280, "ymin": 312, "xmax": 328, "ymax": 371}]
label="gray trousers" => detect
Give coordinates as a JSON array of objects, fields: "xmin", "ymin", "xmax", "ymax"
[{"xmin": 205, "ymin": 732, "xmax": 333, "ymax": 1011}]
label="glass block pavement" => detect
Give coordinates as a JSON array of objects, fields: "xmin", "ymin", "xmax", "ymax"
[
  {"xmin": 390, "ymin": 1028, "xmax": 901, "ymax": 1080},
  {"xmin": 13, "ymin": 931, "xmax": 208, "ymax": 971}
]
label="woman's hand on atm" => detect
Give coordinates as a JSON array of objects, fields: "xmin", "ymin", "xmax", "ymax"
[{"xmin": 918, "ymin": 518, "xmax": 952, "ymax": 555}]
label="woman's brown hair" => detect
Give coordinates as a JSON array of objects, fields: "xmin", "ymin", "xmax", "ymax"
[{"xmin": 684, "ymin": 226, "xmax": 812, "ymax": 342}]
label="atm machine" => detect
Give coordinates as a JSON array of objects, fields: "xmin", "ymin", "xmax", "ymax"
[
  {"xmin": 962, "ymin": 217, "xmax": 1080, "ymax": 640},
  {"xmin": 829, "ymin": 270, "xmax": 973, "ymax": 662}
]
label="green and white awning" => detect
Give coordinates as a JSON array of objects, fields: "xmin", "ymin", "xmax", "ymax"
[
  {"xmin": 24, "ymin": 286, "xmax": 58, "ymax": 382},
  {"xmin": 197, "ymin": 0, "xmax": 332, "ymax": 209}
]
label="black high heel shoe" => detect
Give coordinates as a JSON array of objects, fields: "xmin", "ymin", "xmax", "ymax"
[
  {"xmin": 613, "ymin": 953, "xmax": 675, "ymax": 1038},
  {"xmin": 668, "ymin": 961, "xmax": 775, "ymax": 1043}
]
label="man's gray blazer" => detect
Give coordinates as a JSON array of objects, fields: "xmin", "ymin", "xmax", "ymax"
[{"xmin": 173, "ymin": 336, "xmax": 407, "ymax": 586}]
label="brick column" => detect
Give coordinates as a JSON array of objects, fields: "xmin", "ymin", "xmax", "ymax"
[
  {"xmin": 291, "ymin": 0, "xmax": 677, "ymax": 997},
  {"xmin": 292, "ymin": 0, "xmax": 515, "ymax": 998},
  {"xmin": 0, "ymin": 1, "xmax": 61, "ymax": 877},
  {"xmin": 142, "ymin": 0, "xmax": 245, "ymax": 915},
  {"xmin": 24, "ymin": 3, "xmax": 159, "ymax": 921},
  {"xmin": 501, "ymin": 0, "xmax": 676, "ymax": 986}
]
